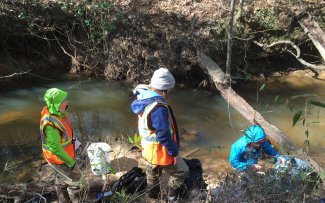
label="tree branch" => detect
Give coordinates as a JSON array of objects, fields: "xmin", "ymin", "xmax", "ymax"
[
  {"xmin": 298, "ymin": 14, "xmax": 325, "ymax": 61},
  {"xmin": 54, "ymin": 34, "xmax": 91, "ymax": 73},
  {"xmin": 253, "ymin": 40, "xmax": 325, "ymax": 70},
  {"xmin": 0, "ymin": 70, "xmax": 31, "ymax": 79}
]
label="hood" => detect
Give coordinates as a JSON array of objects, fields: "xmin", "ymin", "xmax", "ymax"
[
  {"xmin": 231, "ymin": 125, "xmax": 266, "ymax": 149},
  {"xmin": 244, "ymin": 125, "xmax": 266, "ymax": 143},
  {"xmin": 131, "ymin": 84, "xmax": 166, "ymax": 114},
  {"xmin": 44, "ymin": 88, "xmax": 68, "ymax": 117}
]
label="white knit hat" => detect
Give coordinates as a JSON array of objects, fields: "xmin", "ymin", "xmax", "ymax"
[{"xmin": 150, "ymin": 68, "xmax": 175, "ymax": 91}]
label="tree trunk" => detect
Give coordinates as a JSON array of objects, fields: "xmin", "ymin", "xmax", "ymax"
[
  {"xmin": 197, "ymin": 52, "xmax": 324, "ymax": 172},
  {"xmin": 299, "ymin": 14, "xmax": 325, "ymax": 62},
  {"xmin": 239, "ymin": 0, "xmax": 244, "ymax": 17},
  {"xmin": 226, "ymin": 0, "xmax": 236, "ymax": 78}
]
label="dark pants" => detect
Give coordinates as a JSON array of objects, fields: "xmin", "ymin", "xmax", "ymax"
[
  {"xmin": 49, "ymin": 163, "xmax": 80, "ymax": 203},
  {"xmin": 146, "ymin": 156, "xmax": 189, "ymax": 198}
]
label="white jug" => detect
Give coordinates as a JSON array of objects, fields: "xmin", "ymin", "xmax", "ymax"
[{"xmin": 86, "ymin": 142, "xmax": 111, "ymax": 176}]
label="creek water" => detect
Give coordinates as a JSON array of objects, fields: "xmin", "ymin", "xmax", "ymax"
[{"xmin": 0, "ymin": 72, "xmax": 324, "ymax": 182}]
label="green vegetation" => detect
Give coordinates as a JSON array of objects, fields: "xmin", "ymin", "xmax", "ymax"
[
  {"xmin": 256, "ymin": 8, "xmax": 276, "ymax": 29},
  {"xmin": 112, "ymin": 189, "xmax": 132, "ymax": 203},
  {"xmin": 128, "ymin": 134, "xmax": 143, "ymax": 150},
  {"xmin": 59, "ymin": 0, "xmax": 128, "ymax": 41},
  {"xmin": 292, "ymin": 99, "xmax": 325, "ymax": 153},
  {"xmin": 10, "ymin": 0, "xmax": 128, "ymax": 40}
]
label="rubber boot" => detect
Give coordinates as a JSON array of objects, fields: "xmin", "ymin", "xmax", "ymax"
[
  {"xmin": 67, "ymin": 186, "xmax": 80, "ymax": 203},
  {"xmin": 55, "ymin": 184, "xmax": 70, "ymax": 203}
]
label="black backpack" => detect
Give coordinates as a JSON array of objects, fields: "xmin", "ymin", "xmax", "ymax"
[{"xmin": 112, "ymin": 167, "xmax": 147, "ymax": 195}]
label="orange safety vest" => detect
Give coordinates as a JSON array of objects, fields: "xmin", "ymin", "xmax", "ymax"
[
  {"xmin": 39, "ymin": 107, "xmax": 74, "ymax": 164},
  {"xmin": 138, "ymin": 102, "xmax": 178, "ymax": 166}
]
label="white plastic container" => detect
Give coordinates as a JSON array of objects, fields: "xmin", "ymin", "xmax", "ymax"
[{"xmin": 86, "ymin": 142, "xmax": 111, "ymax": 176}]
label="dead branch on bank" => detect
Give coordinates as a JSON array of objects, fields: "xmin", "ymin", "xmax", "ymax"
[
  {"xmin": 253, "ymin": 40, "xmax": 325, "ymax": 70},
  {"xmin": 53, "ymin": 34, "xmax": 91, "ymax": 74},
  {"xmin": 0, "ymin": 70, "xmax": 31, "ymax": 79},
  {"xmin": 298, "ymin": 14, "xmax": 325, "ymax": 62}
]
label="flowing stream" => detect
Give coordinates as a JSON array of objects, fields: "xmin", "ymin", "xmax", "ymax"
[{"xmin": 0, "ymin": 73, "xmax": 324, "ymax": 182}]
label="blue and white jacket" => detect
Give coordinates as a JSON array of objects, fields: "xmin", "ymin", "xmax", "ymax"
[
  {"xmin": 131, "ymin": 85, "xmax": 179, "ymax": 157},
  {"xmin": 229, "ymin": 125, "xmax": 279, "ymax": 171}
]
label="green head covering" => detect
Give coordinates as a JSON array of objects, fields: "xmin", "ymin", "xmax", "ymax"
[{"xmin": 44, "ymin": 88, "xmax": 68, "ymax": 116}]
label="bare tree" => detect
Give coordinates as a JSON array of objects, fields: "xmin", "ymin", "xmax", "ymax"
[{"xmin": 225, "ymin": 0, "xmax": 236, "ymax": 82}]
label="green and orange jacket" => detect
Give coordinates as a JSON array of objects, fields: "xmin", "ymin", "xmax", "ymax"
[{"xmin": 39, "ymin": 88, "xmax": 75, "ymax": 168}]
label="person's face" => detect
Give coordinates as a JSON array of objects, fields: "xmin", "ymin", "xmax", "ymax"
[
  {"xmin": 248, "ymin": 142, "xmax": 261, "ymax": 151},
  {"xmin": 59, "ymin": 100, "xmax": 69, "ymax": 112},
  {"xmin": 154, "ymin": 89, "xmax": 169, "ymax": 100},
  {"xmin": 162, "ymin": 90, "xmax": 168, "ymax": 100}
]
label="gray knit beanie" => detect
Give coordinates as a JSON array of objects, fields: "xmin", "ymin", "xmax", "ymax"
[{"xmin": 150, "ymin": 68, "xmax": 175, "ymax": 90}]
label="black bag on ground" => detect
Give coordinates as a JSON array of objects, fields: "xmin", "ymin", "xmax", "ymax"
[
  {"xmin": 112, "ymin": 159, "xmax": 206, "ymax": 198},
  {"xmin": 112, "ymin": 167, "xmax": 147, "ymax": 195},
  {"xmin": 178, "ymin": 158, "xmax": 207, "ymax": 198}
]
